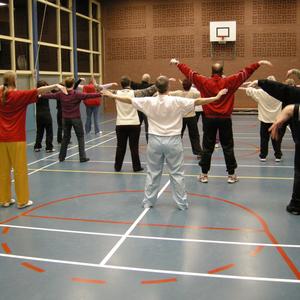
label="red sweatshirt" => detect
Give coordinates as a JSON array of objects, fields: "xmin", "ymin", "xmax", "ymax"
[
  {"xmin": 83, "ymin": 84, "xmax": 101, "ymax": 106},
  {"xmin": 177, "ymin": 62, "xmax": 260, "ymax": 118},
  {"xmin": 0, "ymin": 89, "xmax": 38, "ymax": 142}
]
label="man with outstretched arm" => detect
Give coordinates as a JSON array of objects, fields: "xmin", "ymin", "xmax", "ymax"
[
  {"xmin": 103, "ymin": 75, "xmax": 227, "ymax": 210},
  {"xmin": 170, "ymin": 58, "xmax": 272, "ymax": 184}
]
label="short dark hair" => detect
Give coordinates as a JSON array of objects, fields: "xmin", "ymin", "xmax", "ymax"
[
  {"xmin": 182, "ymin": 78, "xmax": 192, "ymax": 91},
  {"xmin": 65, "ymin": 77, "xmax": 75, "ymax": 88},
  {"xmin": 120, "ymin": 76, "xmax": 131, "ymax": 88},
  {"xmin": 37, "ymin": 80, "xmax": 48, "ymax": 88},
  {"xmin": 211, "ymin": 63, "xmax": 223, "ymax": 76},
  {"xmin": 155, "ymin": 76, "xmax": 169, "ymax": 94}
]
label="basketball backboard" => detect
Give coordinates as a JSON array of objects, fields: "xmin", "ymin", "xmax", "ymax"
[{"xmin": 210, "ymin": 21, "xmax": 236, "ymax": 43}]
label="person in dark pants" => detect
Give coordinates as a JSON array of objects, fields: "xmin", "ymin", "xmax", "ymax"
[
  {"xmin": 43, "ymin": 77, "xmax": 101, "ymax": 163},
  {"xmin": 112, "ymin": 76, "xmax": 157, "ymax": 172},
  {"xmin": 34, "ymin": 80, "xmax": 54, "ymax": 152},
  {"xmin": 254, "ymin": 76, "xmax": 300, "ymax": 215},
  {"xmin": 131, "ymin": 74, "xmax": 153, "ymax": 143},
  {"xmin": 171, "ymin": 58, "xmax": 272, "ymax": 183}
]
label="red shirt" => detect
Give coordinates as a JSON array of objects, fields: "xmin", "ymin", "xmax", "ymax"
[
  {"xmin": 83, "ymin": 84, "xmax": 102, "ymax": 106},
  {"xmin": 0, "ymin": 89, "xmax": 38, "ymax": 142},
  {"xmin": 178, "ymin": 63, "xmax": 260, "ymax": 118}
]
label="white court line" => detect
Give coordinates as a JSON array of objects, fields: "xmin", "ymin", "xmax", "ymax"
[
  {"xmin": 0, "ymin": 253, "xmax": 299, "ymax": 283},
  {"xmin": 27, "ymin": 131, "xmax": 115, "ymax": 167},
  {"xmin": 99, "ymin": 180, "xmax": 171, "ymax": 266},
  {"xmin": 1, "ymin": 224, "xmax": 300, "ymax": 249}
]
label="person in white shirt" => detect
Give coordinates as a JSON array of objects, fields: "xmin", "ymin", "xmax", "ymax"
[
  {"xmin": 240, "ymin": 76, "xmax": 283, "ymax": 162},
  {"xmin": 103, "ymin": 76, "xmax": 227, "ymax": 210}
]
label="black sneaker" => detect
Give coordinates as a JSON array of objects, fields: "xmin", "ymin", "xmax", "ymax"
[
  {"xmin": 286, "ymin": 204, "xmax": 300, "ymax": 215},
  {"xmin": 134, "ymin": 168, "xmax": 144, "ymax": 172},
  {"xmin": 80, "ymin": 158, "xmax": 90, "ymax": 163}
]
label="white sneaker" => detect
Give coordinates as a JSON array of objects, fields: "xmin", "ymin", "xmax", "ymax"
[
  {"xmin": 228, "ymin": 174, "xmax": 239, "ymax": 184},
  {"xmin": 2, "ymin": 199, "xmax": 15, "ymax": 207},
  {"xmin": 17, "ymin": 200, "xmax": 33, "ymax": 209},
  {"xmin": 215, "ymin": 143, "xmax": 220, "ymax": 148},
  {"xmin": 198, "ymin": 174, "xmax": 208, "ymax": 183},
  {"xmin": 260, "ymin": 158, "xmax": 266, "ymax": 162},
  {"xmin": 275, "ymin": 158, "xmax": 281, "ymax": 163}
]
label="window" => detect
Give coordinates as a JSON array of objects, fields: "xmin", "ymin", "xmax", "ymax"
[
  {"xmin": 15, "ymin": 42, "xmax": 30, "ymax": 70},
  {"xmin": 76, "ymin": 16, "xmax": 90, "ymax": 50},
  {"xmin": 93, "ymin": 54, "xmax": 99, "ymax": 73},
  {"xmin": 39, "ymin": 46, "xmax": 58, "ymax": 71},
  {"xmin": 76, "ymin": 0, "xmax": 89, "ymax": 16},
  {"xmin": 77, "ymin": 51, "xmax": 90, "ymax": 73},
  {"xmin": 60, "ymin": 10, "xmax": 70, "ymax": 46},
  {"xmin": 61, "ymin": 48, "xmax": 71, "ymax": 72},
  {"xmin": 38, "ymin": 3, "xmax": 57, "ymax": 44},
  {"xmin": 0, "ymin": 39, "xmax": 11, "ymax": 69},
  {"xmin": 60, "ymin": 0, "xmax": 70, "ymax": 8},
  {"xmin": 14, "ymin": 0, "xmax": 29, "ymax": 39},
  {"xmin": 92, "ymin": 22, "xmax": 99, "ymax": 51},
  {"xmin": 92, "ymin": 3, "xmax": 98, "ymax": 19},
  {"xmin": 0, "ymin": 1, "xmax": 10, "ymax": 36}
]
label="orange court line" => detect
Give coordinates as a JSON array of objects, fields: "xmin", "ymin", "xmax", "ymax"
[
  {"xmin": 249, "ymin": 246, "xmax": 265, "ymax": 257},
  {"xmin": 2, "ymin": 227, "xmax": 10, "ymax": 235},
  {"xmin": 1, "ymin": 243, "xmax": 12, "ymax": 254},
  {"xmin": 71, "ymin": 277, "xmax": 106, "ymax": 284},
  {"xmin": 208, "ymin": 263, "xmax": 236, "ymax": 274},
  {"xmin": 21, "ymin": 262, "xmax": 45, "ymax": 273},
  {"xmin": 141, "ymin": 277, "xmax": 177, "ymax": 285},
  {"xmin": 24, "ymin": 214, "xmax": 263, "ymax": 233}
]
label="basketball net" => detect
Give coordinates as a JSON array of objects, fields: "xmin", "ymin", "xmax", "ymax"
[{"xmin": 218, "ymin": 36, "xmax": 226, "ymax": 44}]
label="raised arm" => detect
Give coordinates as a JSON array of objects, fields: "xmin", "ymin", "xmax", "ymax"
[
  {"xmin": 286, "ymin": 69, "xmax": 300, "ymax": 79},
  {"xmin": 194, "ymin": 89, "xmax": 228, "ymax": 106},
  {"xmin": 134, "ymin": 85, "xmax": 157, "ymax": 97},
  {"xmin": 38, "ymin": 84, "xmax": 66, "ymax": 97},
  {"xmin": 102, "ymin": 90, "xmax": 132, "ymax": 104},
  {"xmin": 96, "ymin": 82, "xmax": 118, "ymax": 90}
]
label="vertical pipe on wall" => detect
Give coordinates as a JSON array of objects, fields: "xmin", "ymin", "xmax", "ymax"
[
  {"xmin": 72, "ymin": 0, "xmax": 78, "ymax": 79},
  {"xmin": 32, "ymin": 0, "xmax": 39, "ymax": 82}
]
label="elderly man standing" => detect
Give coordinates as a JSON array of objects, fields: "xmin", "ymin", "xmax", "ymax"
[
  {"xmin": 170, "ymin": 58, "xmax": 272, "ymax": 183},
  {"xmin": 103, "ymin": 76, "xmax": 227, "ymax": 210}
]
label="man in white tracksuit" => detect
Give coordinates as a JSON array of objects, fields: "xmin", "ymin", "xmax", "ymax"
[{"xmin": 103, "ymin": 76, "xmax": 227, "ymax": 210}]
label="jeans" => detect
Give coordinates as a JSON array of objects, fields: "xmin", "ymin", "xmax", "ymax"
[
  {"xmin": 59, "ymin": 118, "xmax": 87, "ymax": 161},
  {"xmin": 85, "ymin": 106, "xmax": 100, "ymax": 134}
]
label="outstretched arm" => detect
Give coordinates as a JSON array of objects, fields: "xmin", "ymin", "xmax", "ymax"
[
  {"xmin": 102, "ymin": 90, "xmax": 132, "ymax": 104},
  {"xmin": 194, "ymin": 89, "xmax": 228, "ymax": 106},
  {"xmin": 269, "ymin": 105, "xmax": 295, "ymax": 140},
  {"xmin": 38, "ymin": 84, "xmax": 67, "ymax": 96}
]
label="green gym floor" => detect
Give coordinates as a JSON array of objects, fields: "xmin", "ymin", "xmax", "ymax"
[{"xmin": 0, "ymin": 113, "xmax": 300, "ymax": 300}]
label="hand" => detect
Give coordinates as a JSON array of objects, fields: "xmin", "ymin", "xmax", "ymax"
[
  {"xmin": 258, "ymin": 60, "xmax": 272, "ymax": 67},
  {"xmin": 101, "ymin": 90, "xmax": 114, "ymax": 98},
  {"xmin": 56, "ymin": 84, "xmax": 68, "ymax": 95},
  {"xmin": 170, "ymin": 58, "xmax": 179, "ymax": 65},
  {"xmin": 112, "ymin": 82, "xmax": 118, "ymax": 87},
  {"xmin": 248, "ymin": 80, "xmax": 258, "ymax": 88},
  {"xmin": 218, "ymin": 88, "xmax": 228, "ymax": 97},
  {"xmin": 79, "ymin": 77, "xmax": 86, "ymax": 82},
  {"xmin": 269, "ymin": 122, "xmax": 281, "ymax": 140},
  {"xmin": 286, "ymin": 69, "xmax": 298, "ymax": 78},
  {"xmin": 168, "ymin": 77, "xmax": 176, "ymax": 82}
]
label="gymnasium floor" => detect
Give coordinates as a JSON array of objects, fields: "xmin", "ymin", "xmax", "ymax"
[{"xmin": 1, "ymin": 113, "xmax": 300, "ymax": 300}]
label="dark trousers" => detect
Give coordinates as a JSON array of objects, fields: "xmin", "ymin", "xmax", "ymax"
[
  {"xmin": 59, "ymin": 118, "xmax": 86, "ymax": 161},
  {"xmin": 34, "ymin": 113, "xmax": 53, "ymax": 150},
  {"xmin": 260, "ymin": 121, "xmax": 282, "ymax": 159},
  {"xmin": 115, "ymin": 125, "xmax": 142, "ymax": 171},
  {"xmin": 181, "ymin": 116, "xmax": 202, "ymax": 156},
  {"xmin": 57, "ymin": 111, "xmax": 63, "ymax": 143},
  {"xmin": 200, "ymin": 117, "xmax": 237, "ymax": 174},
  {"xmin": 288, "ymin": 143, "xmax": 300, "ymax": 210},
  {"xmin": 195, "ymin": 111, "xmax": 203, "ymax": 123},
  {"xmin": 138, "ymin": 111, "xmax": 148, "ymax": 143}
]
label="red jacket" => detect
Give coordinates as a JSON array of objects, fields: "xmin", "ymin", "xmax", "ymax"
[
  {"xmin": 83, "ymin": 84, "xmax": 101, "ymax": 107},
  {"xmin": 0, "ymin": 89, "xmax": 38, "ymax": 142},
  {"xmin": 177, "ymin": 62, "xmax": 260, "ymax": 118}
]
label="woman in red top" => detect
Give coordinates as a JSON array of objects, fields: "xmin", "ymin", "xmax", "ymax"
[{"xmin": 0, "ymin": 71, "xmax": 66, "ymax": 209}]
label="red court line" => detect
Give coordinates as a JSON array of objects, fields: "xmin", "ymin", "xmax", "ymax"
[
  {"xmin": 21, "ymin": 262, "xmax": 45, "ymax": 273},
  {"xmin": 2, "ymin": 227, "xmax": 10, "ymax": 235},
  {"xmin": 23, "ymin": 214, "xmax": 263, "ymax": 233},
  {"xmin": 249, "ymin": 246, "xmax": 265, "ymax": 257},
  {"xmin": 1, "ymin": 243, "xmax": 12, "ymax": 254},
  {"xmin": 189, "ymin": 193, "xmax": 300, "ymax": 280},
  {"xmin": 208, "ymin": 263, "xmax": 236, "ymax": 274},
  {"xmin": 141, "ymin": 277, "xmax": 177, "ymax": 285},
  {"xmin": 71, "ymin": 277, "xmax": 106, "ymax": 284}
]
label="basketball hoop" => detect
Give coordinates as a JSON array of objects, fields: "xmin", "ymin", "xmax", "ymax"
[{"xmin": 218, "ymin": 36, "xmax": 226, "ymax": 44}]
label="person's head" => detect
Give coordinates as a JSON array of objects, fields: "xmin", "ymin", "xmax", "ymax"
[
  {"xmin": 211, "ymin": 63, "xmax": 224, "ymax": 76},
  {"xmin": 267, "ymin": 75, "xmax": 276, "ymax": 81},
  {"xmin": 37, "ymin": 80, "xmax": 48, "ymax": 88},
  {"xmin": 285, "ymin": 78, "xmax": 295, "ymax": 86},
  {"xmin": 64, "ymin": 77, "xmax": 75, "ymax": 89},
  {"xmin": 89, "ymin": 76, "xmax": 96, "ymax": 85},
  {"xmin": 141, "ymin": 73, "xmax": 151, "ymax": 83},
  {"xmin": 1, "ymin": 71, "xmax": 16, "ymax": 105},
  {"xmin": 120, "ymin": 76, "xmax": 131, "ymax": 89},
  {"xmin": 155, "ymin": 75, "xmax": 169, "ymax": 94},
  {"xmin": 182, "ymin": 78, "xmax": 192, "ymax": 91}
]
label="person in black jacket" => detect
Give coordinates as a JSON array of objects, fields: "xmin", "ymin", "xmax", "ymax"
[
  {"xmin": 34, "ymin": 80, "xmax": 54, "ymax": 152},
  {"xmin": 254, "ymin": 78, "xmax": 300, "ymax": 215}
]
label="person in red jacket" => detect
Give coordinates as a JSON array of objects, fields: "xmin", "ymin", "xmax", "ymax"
[
  {"xmin": 0, "ymin": 71, "xmax": 66, "ymax": 209},
  {"xmin": 170, "ymin": 58, "xmax": 272, "ymax": 183}
]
